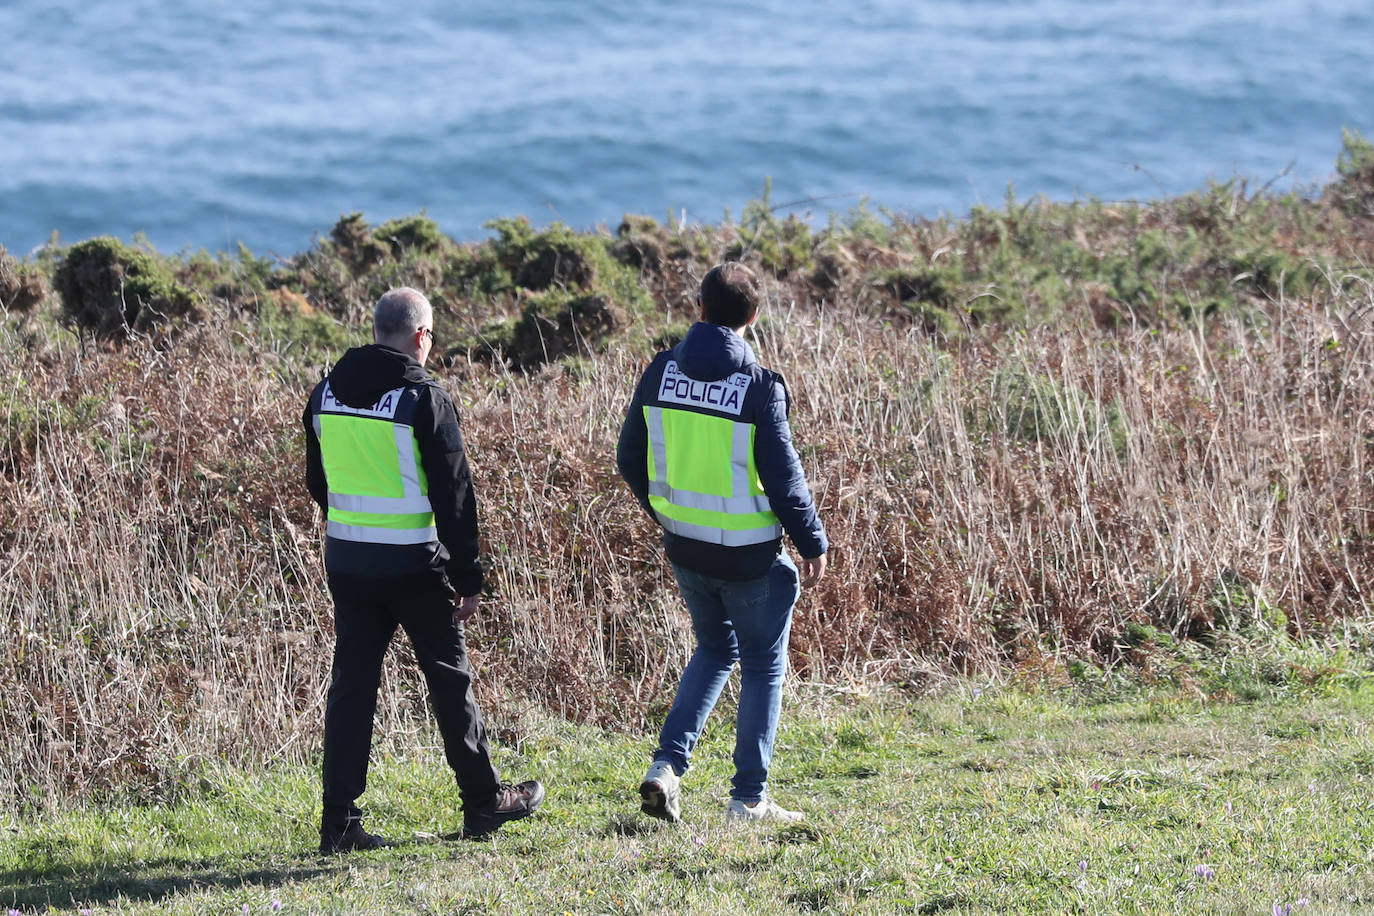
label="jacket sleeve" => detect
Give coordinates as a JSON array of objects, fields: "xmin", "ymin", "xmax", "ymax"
[
  {"xmin": 414, "ymin": 386, "xmax": 484, "ymax": 597},
  {"xmin": 303, "ymin": 394, "xmax": 328, "ymax": 513},
  {"xmin": 615, "ymin": 366, "xmax": 655, "ymax": 519},
  {"xmin": 752, "ymin": 376, "xmax": 828, "ymax": 558}
]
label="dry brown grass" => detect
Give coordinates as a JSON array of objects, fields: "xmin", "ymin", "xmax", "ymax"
[{"xmin": 3, "ymin": 231, "xmax": 1373, "ymax": 814}]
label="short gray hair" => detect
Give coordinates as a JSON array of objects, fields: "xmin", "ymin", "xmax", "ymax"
[{"xmin": 373, "ymin": 287, "xmax": 432, "ymax": 346}]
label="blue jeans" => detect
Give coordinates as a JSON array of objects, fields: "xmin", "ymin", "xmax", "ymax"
[{"xmin": 654, "ymin": 553, "xmax": 800, "ymax": 803}]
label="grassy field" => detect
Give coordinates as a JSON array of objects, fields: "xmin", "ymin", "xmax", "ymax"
[{"xmin": 4, "ymin": 641, "xmax": 1371, "ymax": 915}]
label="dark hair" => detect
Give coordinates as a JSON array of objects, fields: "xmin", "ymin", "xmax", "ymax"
[{"xmin": 699, "ymin": 262, "xmax": 760, "ymax": 328}]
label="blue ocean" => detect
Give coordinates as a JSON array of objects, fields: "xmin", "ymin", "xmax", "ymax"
[{"xmin": 1, "ymin": 0, "xmax": 1370, "ymax": 256}]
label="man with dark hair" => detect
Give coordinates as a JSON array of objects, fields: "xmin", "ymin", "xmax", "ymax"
[
  {"xmin": 304, "ymin": 286, "xmax": 542, "ymax": 852},
  {"xmin": 697, "ymin": 261, "xmax": 761, "ymax": 328},
  {"xmin": 617, "ymin": 262, "xmax": 828, "ymax": 823}
]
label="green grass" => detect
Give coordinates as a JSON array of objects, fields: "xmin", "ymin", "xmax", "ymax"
[{"xmin": 4, "ymin": 676, "xmax": 1372, "ymax": 915}]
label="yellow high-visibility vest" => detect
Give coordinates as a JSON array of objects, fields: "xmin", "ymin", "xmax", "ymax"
[
  {"xmin": 313, "ymin": 382, "xmax": 437, "ymax": 545},
  {"xmin": 645, "ymin": 361, "xmax": 783, "ymax": 546}
]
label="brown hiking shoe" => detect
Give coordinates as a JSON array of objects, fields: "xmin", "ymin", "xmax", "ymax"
[
  {"xmin": 319, "ymin": 821, "xmax": 394, "ymax": 854},
  {"xmin": 463, "ymin": 780, "xmax": 545, "ymax": 837}
]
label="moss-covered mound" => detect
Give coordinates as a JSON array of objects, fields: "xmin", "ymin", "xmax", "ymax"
[
  {"xmin": 53, "ymin": 237, "xmax": 201, "ymax": 338},
  {"xmin": 454, "ymin": 217, "xmax": 651, "ymax": 369}
]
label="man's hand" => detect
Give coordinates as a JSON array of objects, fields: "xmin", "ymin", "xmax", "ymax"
[
  {"xmin": 453, "ymin": 594, "xmax": 480, "ymax": 623},
  {"xmin": 801, "ymin": 553, "xmax": 827, "ymax": 588}
]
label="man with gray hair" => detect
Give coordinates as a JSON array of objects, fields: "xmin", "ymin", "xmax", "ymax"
[{"xmin": 304, "ymin": 287, "xmax": 543, "ymax": 852}]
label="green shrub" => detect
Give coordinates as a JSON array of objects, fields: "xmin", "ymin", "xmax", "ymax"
[
  {"xmin": 876, "ymin": 264, "xmax": 963, "ymax": 311},
  {"xmin": 1208, "ymin": 572, "xmax": 1286, "ymax": 635},
  {"xmin": 1332, "ymin": 127, "xmax": 1374, "ymax": 216},
  {"xmin": 448, "ymin": 218, "xmax": 652, "ymax": 368},
  {"xmin": 256, "ymin": 291, "xmax": 349, "ymax": 357},
  {"xmin": 611, "ymin": 214, "xmax": 668, "ymax": 271},
  {"xmin": 328, "ymin": 212, "xmax": 389, "ymax": 274},
  {"xmin": 375, "ymin": 214, "xmax": 447, "ymax": 256},
  {"xmin": 486, "ymin": 217, "xmax": 604, "ymax": 291},
  {"xmin": 0, "ymin": 246, "xmax": 47, "ymax": 313},
  {"xmin": 53, "ymin": 237, "xmax": 201, "ymax": 338},
  {"xmin": 1227, "ymin": 244, "xmax": 1319, "ymax": 300},
  {"xmin": 504, "ymin": 290, "xmax": 629, "ymax": 369},
  {"xmin": 1119, "ymin": 621, "xmax": 1177, "ymax": 650},
  {"xmin": 0, "ymin": 372, "xmax": 105, "ymax": 473},
  {"xmin": 442, "ymin": 243, "xmax": 513, "ymax": 301},
  {"xmin": 286, "ymin": 214, "xmax": 454, "ymax": 324},
  {"xmin": 726, "ymin": 179, "xmax": 816, "ymax": 275},
  {"xmin": 989, "ymin": 365, "xmax": 1128, "ymax": 455}
]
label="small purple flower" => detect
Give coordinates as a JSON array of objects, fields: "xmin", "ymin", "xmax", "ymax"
[
  {"xmin": 1296, "ymin": 899, "xmax": 1309, "ymax": 907},
  {"xmin": 694, "ymin": 836, "xmax": 705, "ymax": 847},
  {"xmin": 1225, "ymin": 801, "xmax": 1234, "ymax": 814},
  {"xmin": 271, "ymin": 903, "xmax": 282, "ymax": 913},
  {"xmin": 243, "ymin": 905, "xmax": 250, "ymax": 916},
  {"xmin": 1078, "ymin": 860, "xmax": 1087, "ymax": 872},
  {"xmin": 1194, "ymin": 864, "xmax": 1214, "ymax": 880}
]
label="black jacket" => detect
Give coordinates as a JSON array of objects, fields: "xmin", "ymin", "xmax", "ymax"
[
  {"xmin": 303, "ymin": 344, "xmax": 484, "ymax": 596},
  {"xmin": 617, "ymin": 322, "xmax": 827, "ymax": 580}
]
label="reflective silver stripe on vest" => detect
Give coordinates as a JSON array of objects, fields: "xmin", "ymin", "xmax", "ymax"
[
  {"xmin": 647, "ymin": 407, "xmax": 669, "ymax": 482},
  {"xmin": 314, "ymin": 392, "xmax": 430, "ymax": 520},
  {"xmin": 394, "ymin": 423, "xmax": 424, "ymax": 498},
  {"xmin": 731, "ymin": 422, "xmax": 752, "ymax": 498},
  {"xmin": 647, "ymin": 479, "xmax": 773, "ymax": 515},
  {"xmin": 328, "ymin": 492, "xmax": 434, "ymax": 514},
  {"xmin": 655, "ymin": 513, "xmax": 783, "ymax": 546},
  {"xmin": 327, "ymin": 520, "xmax": 438, "ymax": 545}
]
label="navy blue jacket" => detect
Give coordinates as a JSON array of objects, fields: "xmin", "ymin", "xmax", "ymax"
[{"xmin": 617, "ymin": 322, "xmax": 827, "ymax": 579}]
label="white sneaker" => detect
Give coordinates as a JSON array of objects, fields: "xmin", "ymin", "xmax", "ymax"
[
  {"xmin": 639, "ymin": 760, "xmax": 681, "ymax": 822},
  {"xmin": 725, "ymin": 797, "xmax": 804, "ymax": 823}
]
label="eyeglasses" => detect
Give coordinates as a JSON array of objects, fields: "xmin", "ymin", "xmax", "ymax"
[{"xmin": 421, "ymin": 327, "xmax": 435, "ymax": 344}]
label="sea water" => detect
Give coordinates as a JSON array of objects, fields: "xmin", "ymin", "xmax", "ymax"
[{"xmin": 1, "ymin": 0, "xmax": 1370, "ymax": 255}]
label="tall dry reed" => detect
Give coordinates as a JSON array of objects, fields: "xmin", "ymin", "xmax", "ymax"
[{"xmin": 2, "ymin": 277, "xmax": 1370, "ymax": 812}]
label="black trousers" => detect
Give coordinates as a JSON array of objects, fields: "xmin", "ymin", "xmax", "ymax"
[{"xmin": 321, "ymin": 573, "xmax": 500, "ymax": 830}]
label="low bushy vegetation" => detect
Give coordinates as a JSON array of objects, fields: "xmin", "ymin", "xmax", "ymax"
[{"xmin": 2, "ymin": 133, "xmax": 1373, "ymax": 817}]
